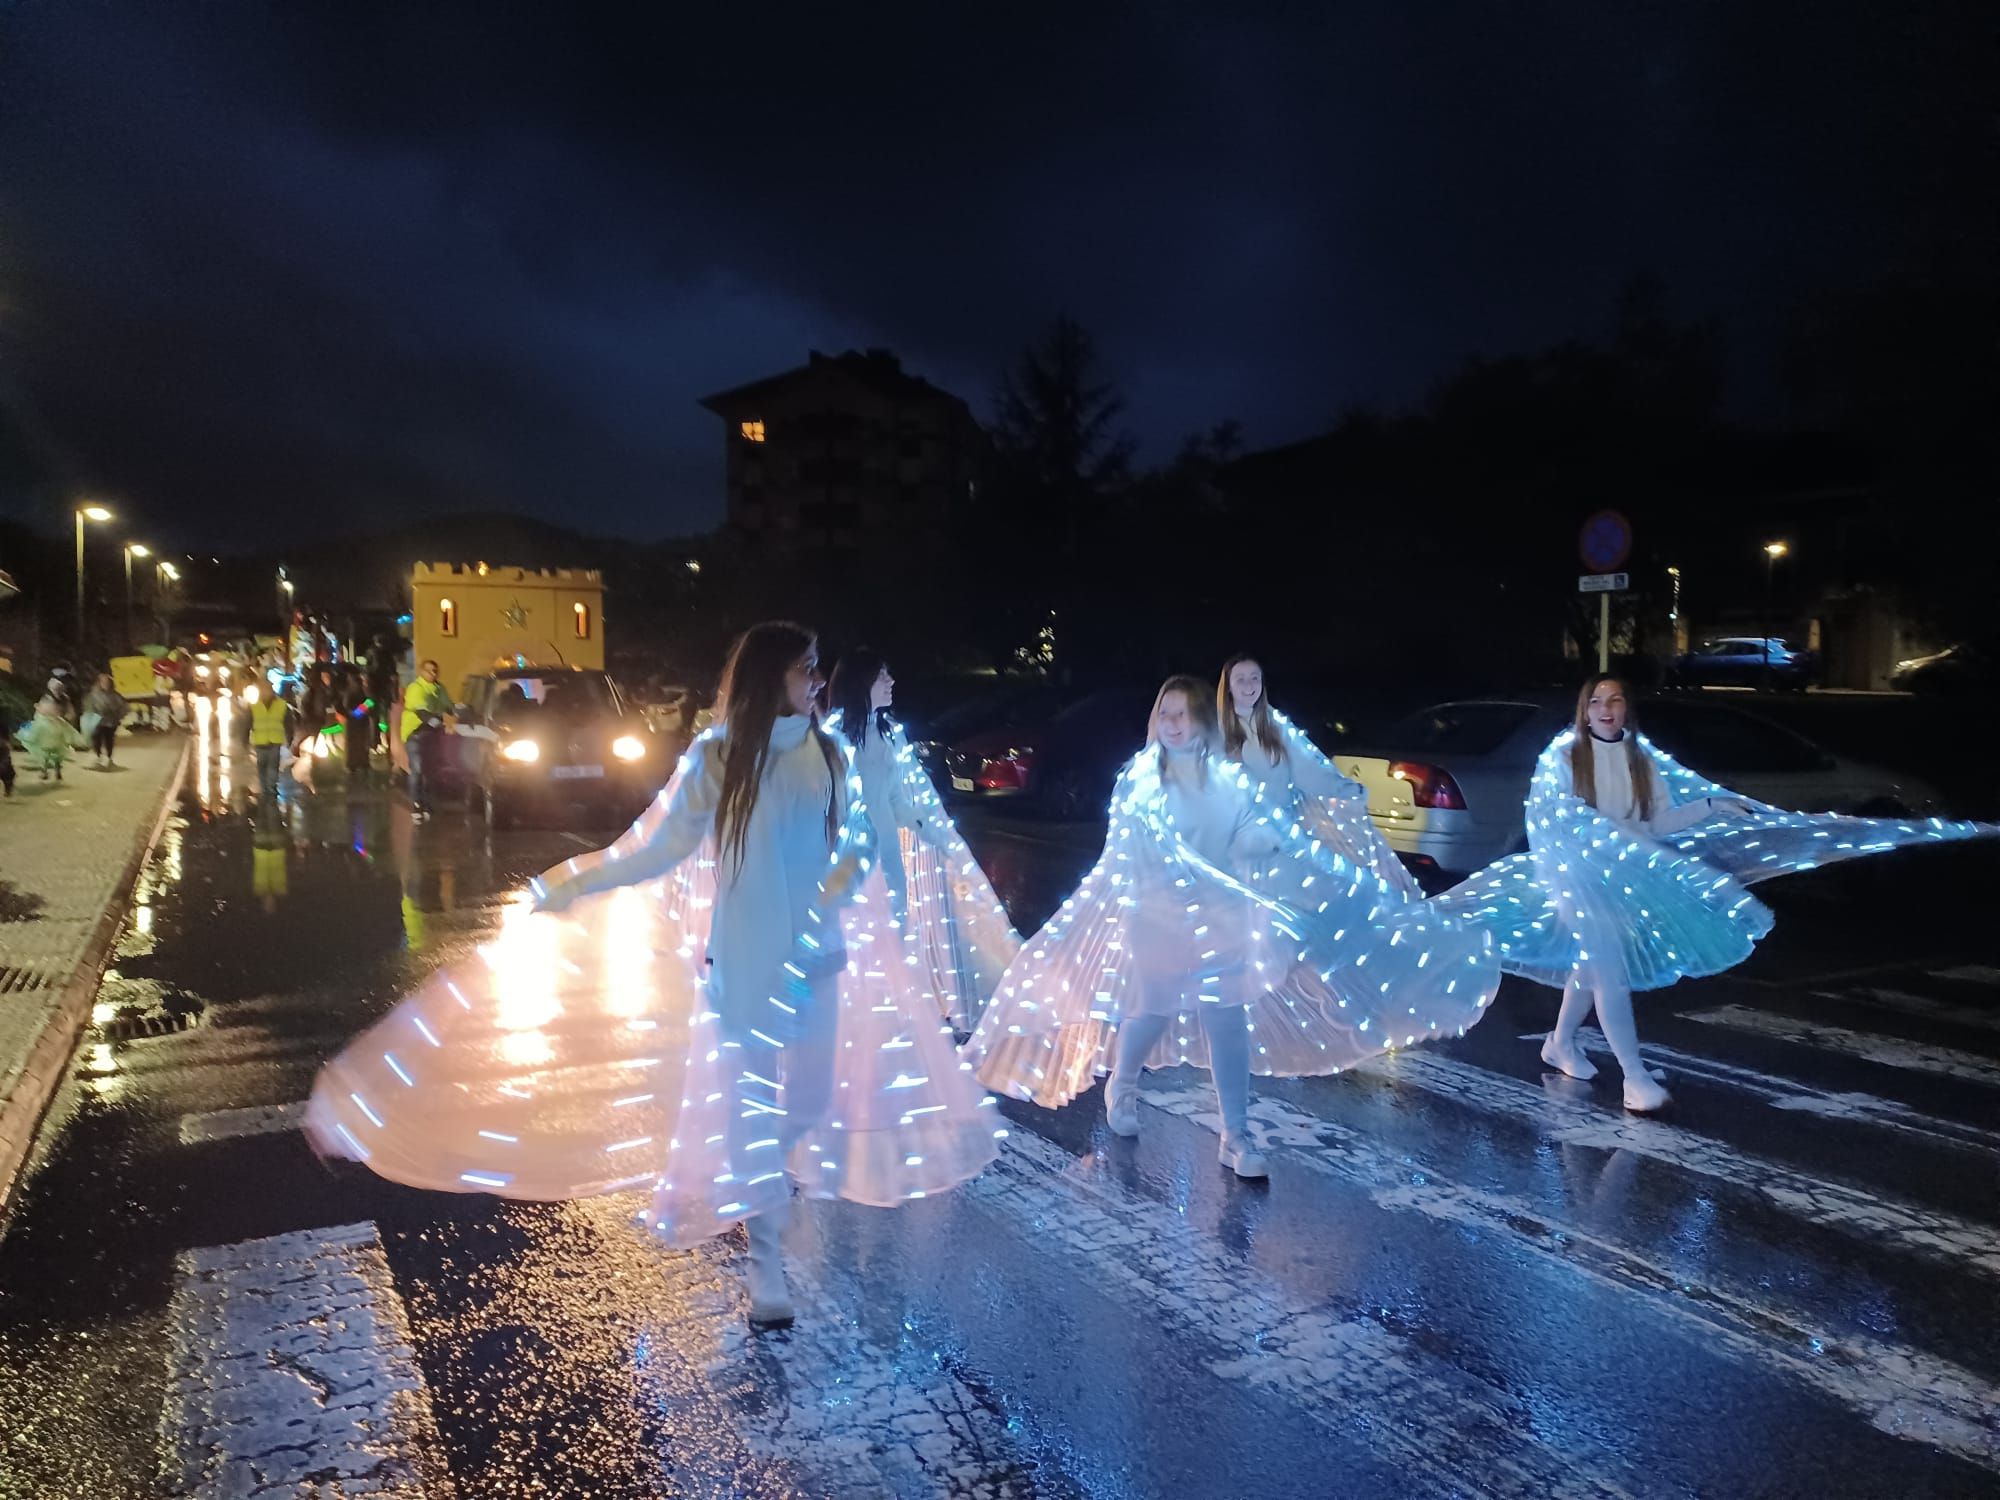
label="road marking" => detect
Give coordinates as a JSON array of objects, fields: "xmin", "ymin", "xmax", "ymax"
[
  {"xmin": 1515, "ymin": 1028, "xmax": 2000, "ymax": 1157},
  {"xmin": 177, "ymin": 1102, "xmax": 306, "ymax": 1145},
  {"xmin": 1683, "ymin": 1005, "xmax": 2000, "ymax": 1088},
  {"xmin": 1930, "ymin": 965, "xmax": 2000, "ymax": 987},
  {"xmin": 976, "ymin": 1127, "xmax": 1641, "ymax": 1499},
  {"xmin": 160, "ymin": 1221, "xmax": 453, "ymax": 1499},
  {"xmin": 1828, "ymin": 985, "xmax": 2000, "ymax": 1034},
  {"xmin": 1139, "ymin": 1080, "xmax": 2000, "ymax": 1472},
  {"xmin": 1359, "ymin": 1051, "xmax": 2000, "ymax": 1282}
]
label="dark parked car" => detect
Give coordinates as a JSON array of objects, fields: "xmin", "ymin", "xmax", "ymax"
[
  {"xmin": 943, "ymin": 687, "xmax": 1155, "ymax": 819},
  {"xmin": 1891, "ymin": 644, "xmax": 1997, "ymax": 696},
  {"xmin": 454, "ymin": 667, "xmax": 668, "ymax": 827},
  {"xmin": 907, "ymin": 678, "xmax": 1070, "ymax": 786},
  {"xmin": 1670, "ymin": 637, "xmax": 1816, "ymax": 691}
]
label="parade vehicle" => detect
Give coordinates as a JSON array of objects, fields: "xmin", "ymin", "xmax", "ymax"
[{"xmin": 454, "ymin": 666, "xmax": 667, "ymax": 828}]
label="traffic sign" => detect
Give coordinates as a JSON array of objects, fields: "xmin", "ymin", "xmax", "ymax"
[
  {"xmin": 1578, "ymin": 572, "xmax": 1629, "ymax": 593},
  {"xmin": 1579, "ymin": 510, "xmax": 1633, "ymax": 572}
]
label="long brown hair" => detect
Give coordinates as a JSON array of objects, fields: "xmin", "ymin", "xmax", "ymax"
[
  {"xmin": 1147, "ymin": 673, "xmax": 1220, "ymax": 787},
  {"xmin": 713, "ymin": 622, "xmax": 844, "ymax": 873},
  {"xmin": 1216, "ymin": 654, "xmax": 1285, "ymax": 762},
  {"xmin": 1569, "ymin": 673, "xmax": 1654, "ymax": 822}
]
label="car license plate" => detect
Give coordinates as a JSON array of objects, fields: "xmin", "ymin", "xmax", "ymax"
[
  {"xmin": 951, "ymin": 776, "xmax": 975, "ymax": 792},
  {"xmin": 551, "ymin": 764, "xmax": 605, "ymax": 780}
]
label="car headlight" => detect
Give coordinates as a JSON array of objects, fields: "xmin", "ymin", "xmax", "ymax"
[
  {"xmin": 194, "ymin": 665, "xmax": 211, "ymax": 680},
  {"xmin": 612, "ymin": 735, "xmax": 646, "ymax": 763},
  {"xmin": 502, "ymin": 739, "xmax": 541, "ymax": 764}
]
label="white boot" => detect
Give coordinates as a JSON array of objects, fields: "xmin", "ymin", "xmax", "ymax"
[
  {"xmin": 1105, "ymin": 1080, "xmax": 1140, "ymax": 1137},
  {"xmin": 1539, "ymin": 976, "xmax": 1599, "ymax": 1080},
  {"xmin": 1592, "ymin": 979, "xmax": 1670, "ymax": 1113},
  {"xmin": 1218, "ymin": 1134, "xmax": 1269, "ymax": 1179},
  {"xmin": 743, "ymin": 1208, "xmax": 794, "ymax": 1328},
  {"xmin": 1201, "ymin": 1006, "xmax": 1267, "ymax": 1179}
]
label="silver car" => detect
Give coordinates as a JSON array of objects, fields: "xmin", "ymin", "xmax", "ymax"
[{"xmin": 1337, "ymin": 693, "xmax": 1945, "ymax": 884}]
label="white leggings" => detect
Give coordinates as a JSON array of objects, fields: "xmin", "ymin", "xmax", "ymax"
[
  {"xmin": 1550, "ymin": 967, "xmax": 1646, "ymax": 1081},
  {"xmin": 727, "ymin": 969, "xmax": 841, "ymax": 1221},
  {"xmin": 1109, "ymin": 1004, "xmax": 1254, "ymax": 1136}
]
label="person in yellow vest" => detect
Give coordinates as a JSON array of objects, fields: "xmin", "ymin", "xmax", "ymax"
[
  {"xmin": 249, "ymin": 682, "xmax": 295, "ymax": 807},
  {"xmin": 400, "ymin": 659, "xmax": 453, "ymax": 821}
]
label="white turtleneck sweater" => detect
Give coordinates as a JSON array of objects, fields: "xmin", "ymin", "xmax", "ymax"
[{"xmin": 1556, "ymin": 731, "xmax": 1713, "ymax": 838}]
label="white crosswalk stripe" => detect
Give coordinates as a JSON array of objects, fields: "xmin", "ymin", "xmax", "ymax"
[
  {"xmin": 1821, "ymin": 984, "xmax": 2000, "ymax": 1035},
  {"xmin": 1138, "ymin": 1079, "xmax": 2000, "ymax": 1472},
  {"xmin": 1357, "ymin": 1051, "xmax": 2000, "ymax": 1281},
  {"xmin": 975, "ymin": 1127, "xmax": 1643, "ymax": 1500},
  {"xmin": 1514, "ymin": 1027, "xmax": 2000, "ymax": 1156},
  {"xmin": 1682, "ymin": 1004, "xmax": 2000, "ymax": 1088},
  {"xmin": 177, "ymin": 1102, "xmax": 306, "ymax": 1145},
  {"xmin": 160, "ymin": 1221, "xmax": 452, "ymax": 1499}
]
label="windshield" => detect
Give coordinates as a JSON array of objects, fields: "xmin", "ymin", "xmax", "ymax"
[{"xmin": 489, "ymin": 674, "xmax": 617, "ymax": 724}]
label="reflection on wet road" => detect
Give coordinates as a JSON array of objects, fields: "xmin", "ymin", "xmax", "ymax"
[{"xmin": 2, "ymin": 762, "xmax": 1998, "ymax": 1498}]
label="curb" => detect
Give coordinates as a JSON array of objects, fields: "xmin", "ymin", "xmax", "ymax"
[{"xmin": 0, "ymin": 734, "xmax": 192, "ymax": 1221}]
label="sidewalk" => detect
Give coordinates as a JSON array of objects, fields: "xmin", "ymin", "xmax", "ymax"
[{"xmin": 0, "ymin": 729, "xmax": 189, "ymax": 1212}]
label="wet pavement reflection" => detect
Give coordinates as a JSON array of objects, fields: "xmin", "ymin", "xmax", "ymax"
[{"xmin": 0, "ymin": 757, "xmax": 1997, "ymax": 1498}]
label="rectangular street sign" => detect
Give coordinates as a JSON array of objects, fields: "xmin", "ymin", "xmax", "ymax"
[{"xmin": 1578, "ymin": 572, "xmax": 1628, "ymax": 593}]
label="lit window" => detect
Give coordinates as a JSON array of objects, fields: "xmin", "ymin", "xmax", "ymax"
[
  {"xmin": 439, "ymin": 598, "xmax": 458, "ymax": 637},
  {"xmin": 573, "ymin": 600, "xmax": 591, "ymax": 639},
  {"xmin": 740, "ymin": 419, "xmax": 766, "ymax": 443}
]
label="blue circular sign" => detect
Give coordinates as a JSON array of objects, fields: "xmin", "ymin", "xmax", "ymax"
[{"xmin": 1579, "ymin": 510, "xmax": 1633, "ymax": 572}]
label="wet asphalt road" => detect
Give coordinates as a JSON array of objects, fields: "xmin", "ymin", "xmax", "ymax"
[{"xmin": 1, "ymin": 748, "xmax": 1998, "ymax": 1498}]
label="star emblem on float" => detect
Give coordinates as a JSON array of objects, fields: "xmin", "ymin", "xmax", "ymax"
[{"xmin": 502, "ymin": 599, "xmax": 531, "ymax": 629}]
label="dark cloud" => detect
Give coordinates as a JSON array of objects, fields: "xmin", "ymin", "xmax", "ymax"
[{"xmin": 0, "ymin": 1, "xmax": 1987, "ymax": 548}]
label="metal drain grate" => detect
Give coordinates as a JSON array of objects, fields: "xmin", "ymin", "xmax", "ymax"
[
  {"xmin": 0, "ymin": 962, "xmax": 61, "ymax": 995},
  {"xmin": 99, "ymin": 1009, "xmax": 204, "ymax": 1042}
]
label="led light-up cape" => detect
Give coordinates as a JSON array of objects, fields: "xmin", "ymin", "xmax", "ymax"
[
  {"xmin": 825, "ymin": 709, "xmax": 1021, "ymax": 1030},
  {"xmin": 305, "ymin": 719, "xmax": 999, "ymax": 1247},
  {"xmin": 966, "ymin": 747, "xmax": 1498, "ymax": 1106},
  {"xmin": 1437, "ymin": 728, "xmax": 1999, "ymax": 991},
  {"xmin": 1236, "ymin": 707, "xmax": 1423, "ymax": 899}
]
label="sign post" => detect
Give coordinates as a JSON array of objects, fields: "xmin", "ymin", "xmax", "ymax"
[{"xmin": 1577, "ymin": 512, "xmax": 1634, "ymax": 674}]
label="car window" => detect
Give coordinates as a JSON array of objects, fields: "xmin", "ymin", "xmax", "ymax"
[
  {"xmin": 1383, "ymin": 702, "xmax": 1540, "ymax": 756},
  {"xmin": 1639, "ymin": 702, "xmax": 1830, "ymax": 774},
  {"xmin": 492, "ymin": 674, "xmax": 615, "ymax": 720}
]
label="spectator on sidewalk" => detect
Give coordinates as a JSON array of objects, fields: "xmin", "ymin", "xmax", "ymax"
[
  {"xmin": 16, "ymin": 697, "xmax": 85, "ymax": 782},
  {"xmin": 250, "ymin": 682, "xmax": 296, "ymax": 805},
  {"xmin": 399, "ymin": 658, "xmax": 452, "ymax": 821},
  {"xmin": 81, "ymin": 673, "xmax": 128, "ymax": 769}
]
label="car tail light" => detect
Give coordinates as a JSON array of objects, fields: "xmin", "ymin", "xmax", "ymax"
[
  {"xmin": 1388, "ymin": 760, "xmax": 1467, "ymax": 810},
  {"xmin": 977, "ymin": 749, "xmax": 1035, "ymax": 791}
]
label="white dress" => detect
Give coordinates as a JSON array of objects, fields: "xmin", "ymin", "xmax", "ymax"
[
  {"xmin": 1438, "ymin": 728, "xmax": 2000, "ymax": 992},
  {"xmin": 966, "ymin": 745, "xmax": 1499, "ymax": 1106},
  {"xmin": 1233, "ymin": 708, "xmax": 1422, "ymax": 898},
  {"xmin": 833, "ymin": 713, "xmax": 1022, "ymax": 1029},
  {"xmin": 306, "ymin": 714, "xmax": 999, "ymax": 1246}
]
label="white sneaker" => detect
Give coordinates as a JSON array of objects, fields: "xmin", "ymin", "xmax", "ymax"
[
  {"xmin": 1219, "ymin": 1134, "xmax": 1269, "ymax": 1179},
  {"xmin": 1539, "ymin": 1036, "xmax": 1598, "ymax": 1081},
  {"xmin": 1106, "ymin": 1085, "xmax": 1139, "ymax": 1138},
  {"xmin": 1622, "ymin": 1073, "xmax": 1672, "ymax": 1113}
]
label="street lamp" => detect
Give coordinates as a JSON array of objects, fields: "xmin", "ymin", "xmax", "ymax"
[
  {"xmin": 74, "ymin": 504, "xmax": 113, "ymax": 648},
  {"xmin": 1762, "ymin": 541, "xmax": 1790, "ymax": 683},
  {"xmin": 123, "ymin": 543, "xmax": 151, "ymax": 653}
]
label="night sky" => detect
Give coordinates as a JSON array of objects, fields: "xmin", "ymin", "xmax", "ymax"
[{"xmin": 0, "ymin": 1, "xmax": 1986, "ymax": 548}]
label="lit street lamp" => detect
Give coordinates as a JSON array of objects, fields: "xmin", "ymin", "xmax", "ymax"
[
  {"xmin": 1762, "ymin": 541, "xmax": 1790, "ymax": 683},
  {"xmin": 123, "ymin": 543, "xmax": 152, "ymax": 653},
  {"xmin": 74, "ymin": 503, "xmax": 113, "ymax": 648}
]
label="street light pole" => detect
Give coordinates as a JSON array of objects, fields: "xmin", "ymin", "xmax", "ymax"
[
  {"xmin": 74, "ymin": 504, "xmax": 113, "ymax": 651},
  {"xmin": 1762, "ymin": 541, "xmax": 1789, "ymax": 688},
  {"xmin": 123, "ymin": 543, "xmax": 150, "ymax": 654}
]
